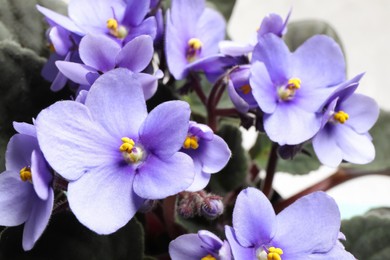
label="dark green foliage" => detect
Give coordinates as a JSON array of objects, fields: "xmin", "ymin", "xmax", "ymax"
[
  {"xmin": 207, "ymin": 0, "xmax": 236, "ymax": 21},
  {"xmin": 0, "ymin": 212, "xmax": 145, "ymax": 260},
  {"xmin": 341, "ymin": 208, "xmax": 390, "ymax": 260}
]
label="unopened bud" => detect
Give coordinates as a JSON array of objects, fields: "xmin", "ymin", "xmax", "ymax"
[{"xmin": 200, "ymin": 199, "xmax": 224, "ymax": 220}]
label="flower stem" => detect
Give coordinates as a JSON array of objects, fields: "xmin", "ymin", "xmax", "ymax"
[
  {"xmin": 190, "ymin": 73, "xmax": 207, "ymax": 106},
  {"xmin": 262, "ymin": 143, "xmax": 279, "ymax": 199}
]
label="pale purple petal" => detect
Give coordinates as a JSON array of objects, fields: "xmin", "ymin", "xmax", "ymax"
[
  {"xmin": 85, "ymin": 68, "xmax": 148, "ymax": 139},
  {"xmin": 13, "ymin": 122, "xmax": 36, "ymax": 137},
  {"xmin": 252, "ymin": 34, "xmax": 291, "ymax": 85},
  {"xmin": 116, "ymin": 35, "xmax": 154, "ymax": 72},
  {"xmin": 341, "ymin": 94, "xmax": 379, "ymax": 133},
  {"xmin": 139, "ymin": 101, "xmax": 190, "ymax": 159},
  {"xmin": 6, "ymin": 134, "xmax": 39, "ymax": 172},
  {"xmin": 294, "ymin": 85, "xmax": 336, "ymax": 113},
  {"xmin": 55, "ymin": 61, "xmax": 95, "ymax": 85},
  {"xmin": 122, "ymin": 0, "xmax": 150, "ymax": 26},
  {"xmin": 22, "ymin": 189, "xmax": 54, "ymax": 251},
  {"xmin": 79, "ymin": 34, "xmax": 121, "ymax": 72},
  {"xmin": 49, "ymin": 26, "xmax": 72, "ymax": 56},
  {"xmin": 36, "ymin": 101, "xmax": 117, "ymax": 181},
  {"xmin": 132, "ymin": 72, "xmax": 159, "ymax": 100},
  {"xmin": 170, "ymin": 0, "xmax": 204, "ymax": 36},
  {"xmin": 250, "ymin": 62, "xmax": 278, "ymax": 113},
  {"xmin": 169, "ymin": 233, "xmax": 209, "ymax": 260},
  {"xmin": 233, "ymin": 187, "xmax": 276, "ymax": 247},
  {"xmin": 0, "ymin": 171, "xmax": 33, "ymax": 226},
  {"xmin": 219, "ymin": 40, "xmax": 254, "ymax": 56},
  {"xmin": 198, "ymin": 135, "xmax": 231, "ymax": 174},
  {"xmin": 198, "ymin": 230, "xmax": 224, "ymax": 250},
  {"xmin": 133, "ymin": 153, "xmax": 194, "ymax": 199},
  {"xmin": 273, "ymin": 192, "xmax": 340, "ymax": 255},
  {"xmin": 227, "ymin": 81, "xmax": 250, "ymax": 113},
  {"xmin": 67, "ymin": 165, "xmax": 143, "ymax": 234},
  {"xmin": 264, "ymin": 103, "xmax": 322, "ymax": 145},
  {"xmin": 291, "ymin": 35, "xmax": 345, "ymax": 89},
  {"xmin": 313, "ymin": 126, "xmax": 343, "ymax": 167},
  {"xmin": 307, "ymin": 244, "xmax": 356, "ymax": 260},
  {"xmin": 225, "ymin": 226, "xmax": 255, "ymax": 259},
  {"xmin": 31, "ymin": 150, "xmax": 52, "ymax": 200},
  {"xmin": 185, "ymin": 161, "xmax": 210, "ymax": 192},
  {"xmin": 125, "ymin": 16, "xmax": 157, "ymax": 43}
]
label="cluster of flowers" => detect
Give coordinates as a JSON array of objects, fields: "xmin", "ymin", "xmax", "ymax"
[{"xmin": 0, "ymin": 0, "xmax": 379, "ymax": 258}]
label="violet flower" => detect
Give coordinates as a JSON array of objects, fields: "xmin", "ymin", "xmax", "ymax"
[
  {"xmin": 169, "ymin": 230, "xmax": 232, "ymax": 260},
  {"xmin": 165, "ymin": 0, "xmax": 225, "ymax": 79},
  {"xmin": 313, "ymin": 74, "xmax": 379, "ymax": 167},
  {"xmin": 56, "ymin": 34, "xmax": 161, "ymax": 99},
  {"xmin": 0, "ymin": 122, "xmax": 53, "ymax": 251},
  {"xmin": 35, "ymin": 68, "xmax": 195, "ymax": 234},
  {"xmin": 225, "ymin": 187, "xmax": 356, "ymax": 259},
  {"xmin": 181, "ymin": 121, "xmax": 231, "ymax": 192},
  {"xmin": 250, "ymin": 34, "xmax": 345, "ymax": 145}
]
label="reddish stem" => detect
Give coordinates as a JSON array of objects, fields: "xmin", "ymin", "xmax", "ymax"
[{"xmin": 261, "ymin": 143, "xmax": 279, "ymax": 199}]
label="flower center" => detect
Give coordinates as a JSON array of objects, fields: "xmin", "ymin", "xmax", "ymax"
[
  {"xmin": 201, "ymin": 255, "xmax": 216, "ymax": 260},
  {"xmin": 256, "ymin": 246, "xmax": 283, "ymax": 260},
  {"xmin": 278, "ymin": 77, "xmax": 301, "ymax": 101},
  {"xmin": 120, "ymin": 137, "xmax": 145, "ymax": 164},
  {"xmin": 20, "ymin": 166, "xmax": 32, "ymax": 182},
  {"xmin": 333, "ymin": 110, "xmax": 349, "ymax": 124},
  {"xmin": 107, "ymin": 18, "xmax": 128, "ymax": 39},
  {"xmin": 183, "ymin": 136, "xmax": 199, "ymax": 149},
  {"xmin": 186, "ymin": 38, "xmax": 203, "ymax": 62},
  {"xmin": 240, "ymin": 84, "xmax": 252, "ymax": 95}
]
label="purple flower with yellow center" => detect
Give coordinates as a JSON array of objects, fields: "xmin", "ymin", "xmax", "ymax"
[
  {"xmin": 0, "ymin": 122, "xmax": 54, "ymax": 251},
  {"xmin": 37, "ymin": 0, "xmax": 156, "ymax": 44},
  {"xmin": 35, "ymin": 68, "xmax": 195, "ymax": 234},
  {"xmin": 181, "ymin": 121, "xmax": 231, "ymax": 191},
  {"xmin": 169, "ymin": 230, "xmax": 232, "ymax": 260},
  {"xmin": 313, "ymin": 74, "xmax": 379, "ymax": 167},
  {"xmin": 225, "ymin": 188, "xmax": 356, "ymax": 260},
  {"xmin": 165, "ymin": 0, "xmax": 225, "ymax": 79},
  {"xmin": 56, "ymin": 34, "xmax": 161, "ymax": 99},
  {"xmin": 250, "ymin": 34, "xmax": 346, "ymax": 145}
]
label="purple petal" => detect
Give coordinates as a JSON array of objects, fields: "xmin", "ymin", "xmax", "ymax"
[
  {"xmin": 273, "ymin": 192, "xmax": 340, "ymax": 256},
  {"xmin": 185, "ymin": 161, "xmax": 210, "ymax": 192},
  {"xmin": 313, "ymin": 126, "xmax": 343, "ymax": 167},
  {"xmin": 264, "ymin": 103, "xmax": 322, "ymax": 145},
  {"xmin": 133, "ymin": 152, "xmax": 194, "ymax": 199},
  {"xmin": 198, "ymin": 135, "xmax": 231, "ymax": 174},
  {"xmin": 0, "ymin": 171, "xmax": 33, "ymax": 226},
  {"xmin": 122, "ymin": 0, "xmax": 150, "ymax": 26},
  {"xmin": 291, "ymin": 35, "xmax": 345, "ymax": 89},
  {"xmin": 13, "ymin": 122, "xmax": 36, "ymax": 137},
  {"xmin": 116, "ymin": 35, "xmax": 154, "ymax": 72},
  {"xmin": 294, "ymin": 85, "xmax": 336, "ymax": 113},
  {"xmin": 198, "ymin": 230, "xmax": 224, "ymax": 250},
  {"xmin": 132, "ymin": 72, "xmax": 159, "ymax": 100},
  {"xmin": 68, "ymin": 164, "xmax": 143, "ymax": 234},
  {"xmin": 257, "ymin": 13, "xmax": 285, "ymax": 38},
  {"xmin": 36, "ymin": 101, "xmax": 117, "ymax": 181},
  {"xmin": 55, "ymin": 61, "xmax": 95, "ymax": 85},
  {"xmin": 31, "ymin": 150, "xmax": 53, "ymax": 200},
  {"xmin": 250, "ymin": 62, "xmax": 278, "ymax": 114},
  {"xmin": 225, "ymin": 226, "xmax": 255, "ymax": 260},
  {"xmin": 49, "ymin": 26, "xmax": 72, "ymax": 56},
  {"xmin": 85, "ymin": 68, "xmax": 148, "ymax": 139},
  {"xmin": 6, "ymin": 134, "xmax": 39, "ymax": 172},
  {"xmin": 341, "ymin": 94, "xmax": 379, "ymax": 133},
  {"xmin": 227, "ymin": 81, "xmax": 250, "ymax": 113},
  {"xmin": 308, "ymin": 244, "xmax": 356, "ymax": 260},
  {"xmin": 125, "ymin": 16, "xmax": 157, "ymax": 43},
  {"xmin": 233, "ymin": 187, "xmax": 276, "ymax": 247},
  {"xmin": 79, "ymin": 34, "xmax": 120, "ymax": 72},
  {"xmin": 219, "ymin": 40, "xmax": 254, "ymax": 56},
  {"xmin": 252, "ymin": 34, "xmax": 291, "ymax": 86},
  {"xmin": 170, "ymin": 0, "xmax": 204, "ymax": 36},
  {"xmin": 169, "ymin": 233, "xmax": 209, "ymax": 260},
  {"xmin": 139, "ymin": 101, "xmax": 190, "ymax": 159},
  {"xmin": 22, "ymin": 189, "xmax": 54, "ymax": 251}
]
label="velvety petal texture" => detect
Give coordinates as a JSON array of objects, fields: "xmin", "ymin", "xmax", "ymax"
[{"xmin": 169, "ymin": 234, "xmax": 211, "ymax": 260}]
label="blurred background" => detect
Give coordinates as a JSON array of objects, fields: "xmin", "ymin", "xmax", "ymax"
[{"xmin": 230, "ymin": 0, "xmax": 390, "ymax": 219}]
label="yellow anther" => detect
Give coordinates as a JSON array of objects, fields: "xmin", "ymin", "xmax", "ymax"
[
  {"xmin": 240, "ymin": 84, "xmax": 252, "ymax": 95},
  {"xmin": 188, "ymin": 38, "xmax": 203, "ymax": 50},
  {"xmin": 20, "ymin": 166, "xmax": 32, "ymax": 182},
  {"xmin": 201, "ymin": 255, "xmax": 216, "ymax": 260},
  {"xmin": 287, "ymin": 78, "xmax": 301, "ymax": 90},
  {"xmin": 267, "ymin": 247, "xmax": 283, "ymax": 260},
  {"xmin": 183, "ymin": 136, "xmax": 199, "ymax": 149},
  {"xmin": 49, "ymin": 43, "xmax": 56, "ymax": 53},
  {"xmin": 107, "ymin": 18, "xmax": 118, "ymax": 30},
  {"xmin": 333, "ymin": 110, "xmax": 349, "ymax": 124},
  {"xmin": 119, "ymin": 137, "xmax": 135, "ymax": 152}
]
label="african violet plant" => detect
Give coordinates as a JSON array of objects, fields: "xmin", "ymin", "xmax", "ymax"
[{"xmin": 0, "ymin": 0, "xmax": 388, "ymax": 259}]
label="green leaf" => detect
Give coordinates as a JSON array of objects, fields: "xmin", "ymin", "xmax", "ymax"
[
  {"xmin": 0, "ymin": 212, "xmax": 145, "ymax": 260},
  {"xmin": 206, "ymin": 0, "xmax": 236, "ymax": 22},
  {"xmin": 341, "ymin": 208, "xmax": 390, "ymax": 260},
  {"xmin": 250, "ymin": 133, "xmax": 321, "ymax": 175},
  {"xmin": 208, "ymin": 124, "xmax": 248, "ymax": 194},
  {"xmin": 346, "ymin": 110, "xmax": 390, "ymax": 171}
]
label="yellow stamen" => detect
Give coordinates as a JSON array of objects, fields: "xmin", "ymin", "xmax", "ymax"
[
  {"xmin": 120, "ymin": 137, "xmax": 144, "ymax": 163},
  {"xmin": 20, "ymin": 166, "xmax": 32, "ymax": 182},
  {"xmin": 119, "ymin": 137, "xmax": 135, "ymax": 153},
  {"xmin": 183, "ymin": 136, "xmax": 199, "ymax": 149},
  {"xmin": 107, "ymin": 18, "xmax": 118, "ymax": 30},
  {"xmin": 267, "ymin": 247, "xmax": 283, "ymax": 260},
  {"xmin": 188, "ymin": 38, "xmax": 203, "ymax": 50},
  {"xmin": 333, "ymin": 110, "xmax": 349, "ymax": 124},
  {"xmin": 201, "ymin": 255, "xmax": 216, "ymax": 260},
  {"xmin": 107, "ymin": 18, "xmax": 128, "ymax": 39},
  {"xmin": 240, "ymin": 84, "xmax": 252, "ymax": 95},
  {"xmin": 287, "ymin": 78, "xmax": 301, "ymax": 90},
  {"xmin": 186, "ymin": 38, "xmax": 203, "ymax": 62}
]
